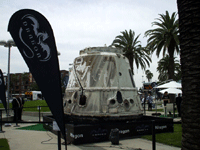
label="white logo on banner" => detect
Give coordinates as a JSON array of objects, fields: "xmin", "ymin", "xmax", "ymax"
[{"xmin": 19, "ymin": 14, "xmax": 51, "ymax": 62}]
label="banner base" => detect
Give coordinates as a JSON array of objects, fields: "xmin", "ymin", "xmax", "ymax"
[
  {"xmin": 4, "ymin": 123, "xmax": 12, "ymax": 127},
  {"xmin": 13, "ymin": 125, "xmax": 20, "ymax": 127},
  {"xmin": 43, "ymin": 115, "xmax": 174, "ymax": 145}
]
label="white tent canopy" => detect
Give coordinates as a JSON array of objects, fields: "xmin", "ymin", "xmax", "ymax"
[
  {"xmin": 155, "ymin": 81, "xmax": 182, "ymax": 89},
  {"xmin": 158, "ymin": 88, "xmax": 182, "ymax": 94}
]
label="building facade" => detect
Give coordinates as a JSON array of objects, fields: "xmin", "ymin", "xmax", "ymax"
[
  {"xmin": 9, "ymin": 70, "xmax": 69, "ymax": 96},
  {"xmin": 10, "ymin": 72, "xmax": 34, "ymax": 95}
]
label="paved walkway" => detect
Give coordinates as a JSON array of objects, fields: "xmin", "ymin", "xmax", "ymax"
[{"xmin": 0, "ymin": 109, "xmax": 181, "ymax": 150}]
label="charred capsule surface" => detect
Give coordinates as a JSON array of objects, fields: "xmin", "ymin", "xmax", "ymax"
[{"xmin": 63, "ymin": 47, "xmax": 143, "ymax": 120}]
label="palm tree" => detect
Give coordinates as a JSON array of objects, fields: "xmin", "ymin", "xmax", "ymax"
[
  {"xmin": 174, "ymin": 62, "xmax": 181, "ymax": 82},
  {"xmin": 111, "ymin": 29, "xmax": 151, "ymax": 75},
  {"xmin": 157, "ymin": 57, "xmax": 169, "ymax": 82},
  {"xmin": 177, "ymin": 0, "xmax": 200, "ymax": 149},
  {"xmin": 145, "ymin": 11, "xmax": 179, "ymax": 80},
  {"xmin": 157, "ymin": 55, "xmax": 181, "ymax": 82},
  {"xmin": 145, "ymin": 70, "xmax": 153, "ymax": 82}
]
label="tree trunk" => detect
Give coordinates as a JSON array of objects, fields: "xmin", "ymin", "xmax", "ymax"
[
  {"xmin": 168, "ymin": 54, "xmax": 175, "ymax": 80},
  {"xmin": 177, "ymin": 0, "xmax": 200, "ymax": 149},
  {"xmin": 168, "ymin": 43, "xmax": 175, "ymax": 80},
  {"xmin": 126, "ymin": 53, "xmax": 134, "ymax": 75}
]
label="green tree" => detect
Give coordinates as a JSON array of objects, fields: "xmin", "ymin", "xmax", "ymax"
[
  {"xmin": 145, "ymin": 11, "xmax": 179, "ymax": 80},
  {"xmin": 30, "ymin": 82, "xmax": 40, "ymax": 91},
  {"xmin": 157, "ymin": 55, "xmax": 181, "ymax": 82},
  {"xmin": 145, "ymin": 70, "xmax": 153, "ymax": 82},
  {"xmin": 177, "ymin": 0, "xmax": 200, "ymax": 149},
  {"xmin": 111, "ymin": 29, "xmax": 151, "ymax": 74},
  {"xmin": 21, "ymin": 72, "xmax": 29, "ymax": 82}
]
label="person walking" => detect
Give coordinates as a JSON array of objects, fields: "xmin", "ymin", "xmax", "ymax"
[
  {"xmin": 176, "ymin": 93, "xmax": 182, "ymax": 117},
  {"xmin": 141, "ymin": 97, "xmax": 145, "ymax": 107},
  {"xmin": 17, "ymin": 95, "xmax": 24, "ymax": 121},
  {"xmin": 162, "ymin": 91, "xmax": 170, "ymax": 116},
  {"xmin": 146, "ymin": 93, "xmax": 153, "ymax": 111},
  {"xmin": 162, "ymin": 91, "xmax": 170, "ymax": 106},
  {"xmin": 12, "ymin": 95, "xmax": 24, "ymax": 121},
  {"xmin": 12, "ymin": 97, "xmax": 20, "ymax": 122}
]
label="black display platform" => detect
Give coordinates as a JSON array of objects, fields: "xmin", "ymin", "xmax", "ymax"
[{"xmin": 43, "ymin": 115, "xmax": 173, "ymax": 145}]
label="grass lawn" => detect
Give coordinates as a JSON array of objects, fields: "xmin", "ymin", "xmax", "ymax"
[
  {"xmin": 16, "ymin": 124, "xmax": 47, "ymax": 131},
  {"xmin": 23, "ymin": 100, "xmax": 50, "ymax": 112},
  {"xmin": 151, "ymin": 108, "xmax": 178, "ymax": 113},
  {"xmin": 152, "ymin": 109, "xmax": 163, "ymax": 112},
  {"xmin": 142, "ymin": 124, "xmax": 182, "ymax": 147},
  {"xmin": 0, "ymin": 100, "xmax": 50, "ymax": 112},
  {"xmin": 160, "ymin": 114, "xmax": 178, "ymax": 118},
  {"xmin": 0, "ymin": 139, "xmax": 10, "ymax": 150}
]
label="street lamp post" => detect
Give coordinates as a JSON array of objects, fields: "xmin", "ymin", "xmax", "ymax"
[{"xmin": 0, "ymin": 40, "xmax": 16, "ymax": 116}]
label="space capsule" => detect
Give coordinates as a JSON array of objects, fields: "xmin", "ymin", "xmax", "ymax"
[{"xmin": 63, "ymin": 46, "xmax": 143, "ymax": 121}]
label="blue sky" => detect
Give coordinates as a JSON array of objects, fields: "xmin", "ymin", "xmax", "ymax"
[{"xmin": 0, "ymin": 0, "xmax": 178, "ymax": 88}]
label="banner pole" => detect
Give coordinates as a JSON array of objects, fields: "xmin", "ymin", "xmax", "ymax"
[
  {"xmin": 57, "ymin": 131, "xmax": 61, "ymax": 150},
  {"xmin": 39, "ymin": 106, "xmax": 41, "ymax": 123},
  {"xmin": 152, "ymin": 120, "xmax": 156, "ymax": 150},
  {"xmin": 0, "ymin": 110, "xmax": 5, "ymax": 133},
  {"xmin": 7, "ymin": 45, "xmax": 11, "ymax": 116}
]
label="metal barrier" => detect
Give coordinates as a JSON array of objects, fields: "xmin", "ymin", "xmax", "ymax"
[
  {"xmin": 21, "ymin": 106, "xmax": 49, "ymax": 122},
  {"xmin": 0, "ymin": 106, "xmax": 49, "ymax": 125}
]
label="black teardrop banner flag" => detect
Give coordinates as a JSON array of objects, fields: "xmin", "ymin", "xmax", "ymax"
[
  {"xmin": 0, "ymin": 69, "xmax": 7, "ymax": 113},
  {"xmin": 8, "ymin": 9, "xmax": 66, "ymax": 143}
]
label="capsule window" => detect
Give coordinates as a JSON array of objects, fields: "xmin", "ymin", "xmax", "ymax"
[
  {"xmin": 124, "ymin": 99, "xmax": 129, "ymax": 109},
  {"xmin": 79, "ymin": 95, "xmax": 87, "ymax": 106},
  {"xmin": 76, "ymin": 58, "xmax": 82, "ymax": 63},
  {"xmin": 110, "ymin": 99, "xmax": 116, "ymax": 105},
  {"xmin": 130, "ymin": 99, "xmax": 134, "ymax": 104},
  {"xmin": 116, "ymin": 91, "xmax": 123, "ymax": 103},
  {"xmin": 68, "ymin": 99, "xmax": 72, "ymax": 104}
]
